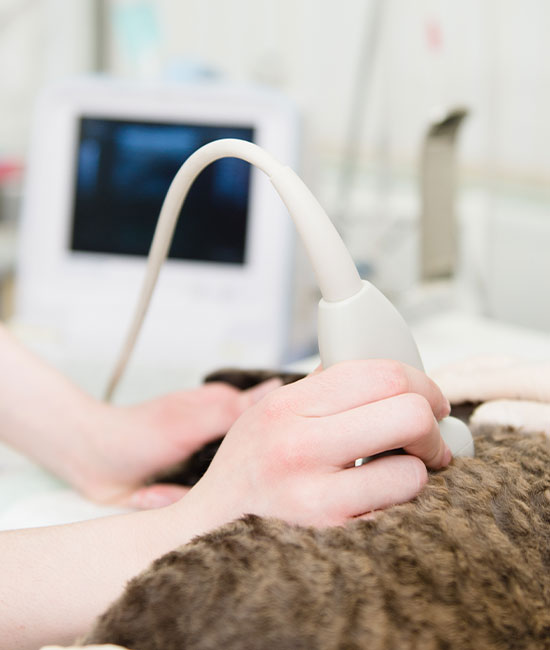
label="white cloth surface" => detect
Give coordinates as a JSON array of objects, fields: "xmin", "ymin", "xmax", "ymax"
[
  {"xmin": 471, "ymin": 399, "xmax": 550, "ymax": 435},
  {"xmin": 0, "ymin": 443, "xmax": 128, "ymax": 532}
]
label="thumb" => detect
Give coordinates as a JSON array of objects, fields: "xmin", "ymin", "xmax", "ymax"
[{"xmin": 121, "ymin": 484, "xmax": 190, "ymax": 509}]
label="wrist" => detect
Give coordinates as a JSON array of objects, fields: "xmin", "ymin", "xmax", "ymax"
[
  {"xmin": 135, "ymin": 496, "xmax": 211, "ymax": 562},
  {"xmin": 166, "ymin": 469, "xmax": 251, "ymax": 544},
  {"xmin": 46, "ymin": 398, "xmax": 119, "ymax": 498}
]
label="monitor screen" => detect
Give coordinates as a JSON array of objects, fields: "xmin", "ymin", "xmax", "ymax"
[{"xmin": 70, "ymin": 117, "xmax": 255, "ymax": 264}]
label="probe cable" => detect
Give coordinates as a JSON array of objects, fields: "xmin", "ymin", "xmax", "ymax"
[{"xmin": 104, "ymin": 138, "xmax": 361, "ymax": 400}]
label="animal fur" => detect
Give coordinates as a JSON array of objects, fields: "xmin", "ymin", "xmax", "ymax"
[{"xmin": 82, "ymin": 370, "xmax": 550, "ymax": 649}]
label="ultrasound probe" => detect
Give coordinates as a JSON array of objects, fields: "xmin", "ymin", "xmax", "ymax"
[{"xmin": 106, "ymin": 139, "xmax": 474, "ymax": 458}]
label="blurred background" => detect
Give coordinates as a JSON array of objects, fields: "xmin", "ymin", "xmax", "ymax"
[
  {"xmin": 3, "ymin": 1, "xmax": 550, "ymax": 176},
  {"xmin": 1, "ymin": 0, "xmax": 550, "ymax": 398}
]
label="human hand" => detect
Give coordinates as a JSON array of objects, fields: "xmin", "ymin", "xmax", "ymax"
[
  {"xmin": 178, "ymin": 360, "xmax": 452, "ymax": 532},
  {"xmin": 74, "ymin": 379, "xmax": 282, "ymax": 508}
]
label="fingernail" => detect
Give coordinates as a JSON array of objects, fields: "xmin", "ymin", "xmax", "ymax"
[
  {"xmin": 442, "ymin": 397, "xmax": 451, "ymax": 418},
  {"xmin": 247, "ymin": 377, "xmax": 283, "ymax": 404},
  {"xmin": 442, "ymin": 444, "xmax": 452, "ymax": 466}
]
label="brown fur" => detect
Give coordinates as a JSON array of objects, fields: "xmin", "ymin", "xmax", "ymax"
[{"xmin": 82, "ymin": 371, "xmax": 550, "ymax": 649}]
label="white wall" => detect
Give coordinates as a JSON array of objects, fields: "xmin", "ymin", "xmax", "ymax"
[
  {"xmin": 101, "ymin": 0, "xmax": 550, "ymax": 181},
  {"xmin": 1, "ymin": 0, "xmax": 550, "ymax": 180},
  {"xmin": 2, "ymin": 0, "xmax": 550, "ymax": 328},
  {"xmin": 0, "ymin": 0, "xmax": 97, "ymax": 155}
]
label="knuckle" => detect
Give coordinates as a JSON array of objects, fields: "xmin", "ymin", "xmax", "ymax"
[
  {"xmin": 253, "ymin": 390, "xmax": 315, "ymax": 475},
  {"xmin": 259, "ymin": 389, "xmax": 294, "ymax": 423},
  {"xmin": 403, "ymin": 393, "xmax": 434, "ymax": 437},
  {"xmin": 379, "ymin": 359, "xmax": 410, "ymax": 395}
]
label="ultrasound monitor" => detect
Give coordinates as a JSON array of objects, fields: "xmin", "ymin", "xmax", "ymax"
[
  {"xmin": 71, "ymin": 118, "xmax": 253, "ymax": 264},
  {"xmin": 15, "ymin": 78, "xmax": 308, "ymax": 393}
]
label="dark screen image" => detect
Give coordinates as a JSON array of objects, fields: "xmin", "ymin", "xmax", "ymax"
[{"xmin": 70, "ymin": 117, "xmax": 255, "ymax": 264}]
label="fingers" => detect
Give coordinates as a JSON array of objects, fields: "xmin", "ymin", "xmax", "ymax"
[
  {"xmin": 238, "ymin": 377, "xmax": 284, "ymax": 409},
  {"xmin": 122, "ymin": 484, "xmax": 190, "ymax": 509},
  {"xmin": 186, "ymin": 378, "xmax": 283, "ymax": 439},
  {"xmin": 312, "ymin": 392, "xmax": 451, "ymax": 470},
  {"xmin": 283, "ymin": 360, "xmax": 450, "ymax": 421},
  {"xmin": 326, "ymin": 454, "xmax": 429, "ymax": 518}
]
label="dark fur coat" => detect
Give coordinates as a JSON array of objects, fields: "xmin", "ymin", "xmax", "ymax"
[{"xmin": 81, "ymin": 370, "xmax": 550, "ymax": 649}]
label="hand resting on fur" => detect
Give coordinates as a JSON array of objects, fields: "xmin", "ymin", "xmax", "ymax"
[{"xmin": 81, "ymin": 370, "xmax": 550, "ymax": 650}]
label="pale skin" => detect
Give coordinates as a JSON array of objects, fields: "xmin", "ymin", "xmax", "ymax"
[{"xmin": 0, "ymin": 324, "xmax": 452, "ymax": 649}]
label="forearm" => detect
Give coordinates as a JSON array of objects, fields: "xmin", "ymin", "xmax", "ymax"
[
  {"xmin": 0, "ymin": 324, "xmax": 108, "ymax": 490},
  {"xmin": 0, "ymin": 498, "xmax": 205, "ymax": 650}
]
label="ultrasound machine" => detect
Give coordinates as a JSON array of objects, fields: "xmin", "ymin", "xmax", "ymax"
[{"xmin": 14, "ymin": 78, "xmax": 310, "ymax": 399}]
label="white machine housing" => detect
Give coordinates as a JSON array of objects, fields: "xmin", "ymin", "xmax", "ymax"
[{"xmin": 16, "ymin": 78, "xmax": 309, "ymax": 384}]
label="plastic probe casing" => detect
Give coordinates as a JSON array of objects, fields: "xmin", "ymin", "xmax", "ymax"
[{"xmin": 318, "ymin": 281, "xmax": 475, "ymax": 458}]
